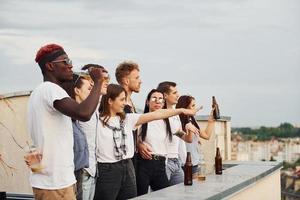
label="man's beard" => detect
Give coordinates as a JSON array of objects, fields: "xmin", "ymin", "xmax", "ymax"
[
  {"xmin": 133, "ymin": 89, "xmax": 140, "ymax": 93},
  {"xmin": 131, "ymin": 86, "xmax": 140, "ymax": 93}
]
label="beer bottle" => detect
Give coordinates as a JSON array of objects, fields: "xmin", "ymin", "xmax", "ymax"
[
  {"xmin": 212, "ymin": 96, "xmax": 220, "ymax": 119},
  {"xmin": 184, "ymin": 152, "xmax": 193, "ymax": 185},
  {"xmin": 215, "ymin": 147, "xmax": 222, "ymax": 175}
]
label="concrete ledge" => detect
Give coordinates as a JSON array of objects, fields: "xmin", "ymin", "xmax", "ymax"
[
  {"xmin": 195, "ymin": 115, "xmax": 231, "ymax": 122},
  {"xmin": 0, "ymin": 91, "xmax": 31, "ymax": 99},
  {"xmin": 134, "ymin": 161, "xmax": 282, "ymax": 200}
]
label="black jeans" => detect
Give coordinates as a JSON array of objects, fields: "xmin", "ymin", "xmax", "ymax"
[
  {"xmin": 94, "ymin": 159, "xmax": 137, "ymax": 200},
  {"xmin": 136, "ymin": 154, "xmax": 169, "ymax": 196}
]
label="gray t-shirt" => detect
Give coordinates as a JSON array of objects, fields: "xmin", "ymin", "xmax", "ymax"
[{"xmin": 186, "ymin": 134, "xmax": 203, "ymax": 166}]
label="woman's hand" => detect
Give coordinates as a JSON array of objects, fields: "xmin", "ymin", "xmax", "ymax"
[
  {"xmin": 185, "ymin": 122, "xmax": 200, "ymax": 135},
  {"xmin": 208, "ymin": 107, "xmax": 215, "ymax": 123},
  {"xmin": 137, "ymin": 142, "xmax": 153, "ymax": 160},
  {"xmin": 88, "ymin": 67, "xmax": 107, "ymax": 85}
]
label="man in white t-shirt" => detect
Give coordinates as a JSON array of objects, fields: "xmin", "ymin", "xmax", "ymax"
[
  {"xmin": 115, "ymin": 61, "xmax": 141, "ymax": 114},
  {"xmin": 115, "ymin": 61, "xmax": 142, "ymax": 171},
  {"xmin": 27, "ymin": 43, "xmax": 105, "ymax": 200},
  {"xmin": 156, "ymin": 81, "xmax": 198, "ymax": 186}
]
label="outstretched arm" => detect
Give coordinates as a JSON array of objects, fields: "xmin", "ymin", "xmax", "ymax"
[{"xmin": 135, "ymin": 108, "xmax": 200, "ymax": 128}]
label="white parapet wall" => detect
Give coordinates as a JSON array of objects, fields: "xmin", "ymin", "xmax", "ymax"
[
  {"xmin": 196, "ymin": 115, "xmax": 231, "ymax": 174},
  {"xmin": 132, "ymin": 161, "xmax": 282, "ymax": 200},
  {"xmin": 229, "ymin": 169, "xmax": 281, "ymax": 200},
  {"xmin": 0, "ymin": 92, "xmax": 232, "ymax": 194},
  {"xmin": 0, "ymin": 92, "xmax": 32, "ymax": 194}
]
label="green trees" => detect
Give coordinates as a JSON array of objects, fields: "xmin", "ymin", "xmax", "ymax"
[
  {"xmin": 232, "ymin": 123, "xmax": 300, "ymax": 141},
  {"xmin": 283, "ymin": 158, "xmax": 300, "ymax": 169}
]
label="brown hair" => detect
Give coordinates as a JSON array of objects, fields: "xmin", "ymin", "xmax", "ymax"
[
  {"xmin": 115, "ymin": 61, "xmax": 139, "ymax": 85},
  {"xmin": 81, "ymin": 64, "xmax": 104, "ymax": 71},
  {"xmin": 176, "ymin": 95, "xmax": 200, "ymax": 131},
  {"xmin": 157, "ymin": 81, "xmax": 177, "ymax": 95},
  {"xmin": 99, "ymin": 84, "xmax": 127, "ymax": 125},
  {"xmin": 156, "ymin": 81, "xmax": 177, "ymax": 135}
]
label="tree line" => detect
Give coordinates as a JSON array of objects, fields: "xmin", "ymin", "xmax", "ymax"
[{"xmin": 232, "ymin": 122, "xmax": 300, "ymax": 141}]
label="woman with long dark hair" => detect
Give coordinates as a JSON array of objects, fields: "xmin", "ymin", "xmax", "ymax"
[
  {"xmin": 136, "ymin": 89, "xmax": 171, "ymax": 196},
  {"xmin": 176, "ymin": 95, "xmax": 215, "ymax": 177},
  {"xmin": 94, "ymin": 84, "xmax": 199, "ymax": 200}
]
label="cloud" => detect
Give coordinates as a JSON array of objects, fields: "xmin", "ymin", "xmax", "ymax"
[
  {"xmin": 0, "ymin": 31, "xmax": 109, "ymax": 66},
  {"xmin": 0, "ymin": 0, "xmax": 299, "ymax": 126}
]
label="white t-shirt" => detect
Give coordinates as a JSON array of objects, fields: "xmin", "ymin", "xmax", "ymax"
[
  {"xmin": 78, "ymin": 112, "xmax": 98, "ymax": 177},
  {"xmin": 167, "ymin": 115, "xmax": 187, "ymax": 162},
  {"xmin": 27, "ymin": 82, "xmax": 76, "ymax": 189},
  {"xmin": 139, "ymin": 120, "xmax": 168, "ymax": 156},
  {"xmin": 96, "ymin": 113, "xmax": 141, "ymax": 163}
]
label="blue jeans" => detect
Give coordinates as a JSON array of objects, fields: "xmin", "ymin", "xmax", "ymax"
[
  {"xmin": 166, "ymin": 158, "xmax": 184, "ymax": 186},
  {"xmin": 82, "ymin": 170, "xmax": 96, "ymax": 200}
]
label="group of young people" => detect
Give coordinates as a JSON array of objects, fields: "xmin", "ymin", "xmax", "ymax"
[{"xmin": 26, "ymin": 43, "xmax": 215, "ymax": 200}]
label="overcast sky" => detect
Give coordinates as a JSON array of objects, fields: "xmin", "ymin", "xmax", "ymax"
[{"xmin": 0, "ymin": 0, "xmax": 299, "ymax": 127}]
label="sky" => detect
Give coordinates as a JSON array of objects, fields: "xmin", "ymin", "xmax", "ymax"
[{"xmin": 0, "ymin": 0, "xmax": 299, "ymax": 127}]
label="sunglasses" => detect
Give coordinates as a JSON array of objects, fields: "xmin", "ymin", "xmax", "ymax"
[
  {"xmin": 73, "ymin": 72, "xmax": 89, "ymax": 86},
  {"xmin": 51, "ymin": 58, "xmax": 72, "ymax": 65},
  {"xmin": 150, "ymin": 97, "xmax": 165, "ymax": 104}
]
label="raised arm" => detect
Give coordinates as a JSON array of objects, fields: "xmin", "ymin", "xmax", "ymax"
[
  {"xmin": 54, "ymin": 68, "xmax": 105, "ymax": 121},
  {"xmin": 199, "ymin": 109, "xmax": 215, "ymax": 140},
  {"xmin": 200, "ymin": 117, "xmax": 215, "ymax": 140}
]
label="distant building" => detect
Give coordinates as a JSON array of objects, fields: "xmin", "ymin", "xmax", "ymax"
[{"xmin": 231, "ymin": 137, "xmax": 300, "ymax": 163}]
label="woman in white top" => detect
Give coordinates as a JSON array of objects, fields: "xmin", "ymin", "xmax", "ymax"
[
  {"xmin": 62, "ymin": 72, "xmax": 91, "ymax": 200},
  {"xmin": 176, "ymin": 95, "xmax": 215, "ymax": 177},
  {"xmin": 78, "ymin": 64, "xmax": 110, "ymax": 200},
  {"xmin": 156, "ymin": 81, "xmax": 199, "ymax": 186},
  {"xmin": 93, "ymin": 84, "xmax": 199, "ymax": 200},
  {"xmin": 62, "ymin": 69, "xmax": 110, "ymax": 200},
  {"xmin": 136, "ymin": 89, "xmax": 170, "ymax": 195}
]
